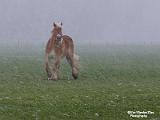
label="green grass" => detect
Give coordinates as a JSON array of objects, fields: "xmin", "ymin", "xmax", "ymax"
[{"xmin": 0, "ymin": 44, "xmax": 160, "ymax": 120}]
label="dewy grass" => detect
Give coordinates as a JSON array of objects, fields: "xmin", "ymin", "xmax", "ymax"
[{"xmin": 0, "ymin": 44, "xmax": 160, "ymax": 120}]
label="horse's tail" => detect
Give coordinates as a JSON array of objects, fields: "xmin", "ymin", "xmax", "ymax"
[
  {"xmin": 71, "ymin": 54, "xmax": 80, "ymax": 79},
  {"xmin": 73, "ymin": 54, "xmax": 80, "ymax": 70}
]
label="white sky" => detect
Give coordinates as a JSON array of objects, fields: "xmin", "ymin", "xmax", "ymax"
[{"xmin": 0, "ymin": 0, "xmax": 160, "ymax": 44}]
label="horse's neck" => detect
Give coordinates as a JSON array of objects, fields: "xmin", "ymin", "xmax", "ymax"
[
  {"xmin": 50, "ymin": 32, "xmax": 58, "ymax": 43},
  {"xmin": 48, "ymin": 32, "xmax": 59, "ymax": 50}
]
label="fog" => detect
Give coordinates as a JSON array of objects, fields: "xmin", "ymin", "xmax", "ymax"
[{"xmin": 0, "ymin": 0, "xmax": 160, "ymax": 45}]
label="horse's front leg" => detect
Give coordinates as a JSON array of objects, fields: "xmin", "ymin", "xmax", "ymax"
[{"xmin": 50, "ymin": 57, "xmax": 61, "ymax": 80}]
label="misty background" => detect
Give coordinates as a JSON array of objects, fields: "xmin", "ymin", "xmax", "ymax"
[{"xmin": 0, "ymin": 0, "xmax": 160, "ymax": 45}]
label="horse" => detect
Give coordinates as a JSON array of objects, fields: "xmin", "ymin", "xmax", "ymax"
[{"xmin": 45, "ymin": 22, "xmax": 79, "ymax": 80}]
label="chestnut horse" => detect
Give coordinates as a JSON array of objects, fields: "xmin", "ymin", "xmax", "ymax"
[{"xmin": 45, "ymin": 22, "xmax": 79, "ymax": 80}]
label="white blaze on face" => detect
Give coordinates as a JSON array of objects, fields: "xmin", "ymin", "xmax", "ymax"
[{"xmin": 55, "ymin": 22, "xmax": 62, "ymax": 28}]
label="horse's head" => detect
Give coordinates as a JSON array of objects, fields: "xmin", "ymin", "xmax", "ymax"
[
  {"xmin": 52, "ymin": 22, "xmax": 63, "ymax": 36},
  {"xmin": 52, "ymin": 22, "xmax": 63, "ymax": 47}
]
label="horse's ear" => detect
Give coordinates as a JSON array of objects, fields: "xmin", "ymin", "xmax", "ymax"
[
  {"xmin": 61, "ymin": 22, "xmax": 63, "ymax": 26},
  {"xmin": 53, "ymin": 22, "xmax": 56, "ymax": 27}
]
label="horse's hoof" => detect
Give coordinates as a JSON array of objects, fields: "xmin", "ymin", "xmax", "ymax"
[{"xmin": 72, "ymin": 74, "xmax": 78, "ymax": 80}]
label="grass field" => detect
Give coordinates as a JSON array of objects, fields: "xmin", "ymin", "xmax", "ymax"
[{"xmin": 0, "ymin": 43, "xmax": 160, "ymax": 120}]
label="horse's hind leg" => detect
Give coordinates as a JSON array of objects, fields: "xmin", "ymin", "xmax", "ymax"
[
  {"xmin": 66, "ymin": 55, "xmax": 79, "ymax": 79},
  {"xmin": 45, "ymin": 53, "xmax": 51, "ymax": 79}
]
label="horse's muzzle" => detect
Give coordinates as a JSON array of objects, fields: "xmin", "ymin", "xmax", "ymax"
[
  {"xmin": 55, "ymin": 34, "xmax": 63, "ymax": 47},
  {"xmin": 57, "ymin": 34, "xmax": 62, "ymax": 39}
]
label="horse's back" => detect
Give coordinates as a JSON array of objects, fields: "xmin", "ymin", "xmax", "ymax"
[{"xmin": 62, "ymin": 35, "xmax": 73, "ymax": 42}]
